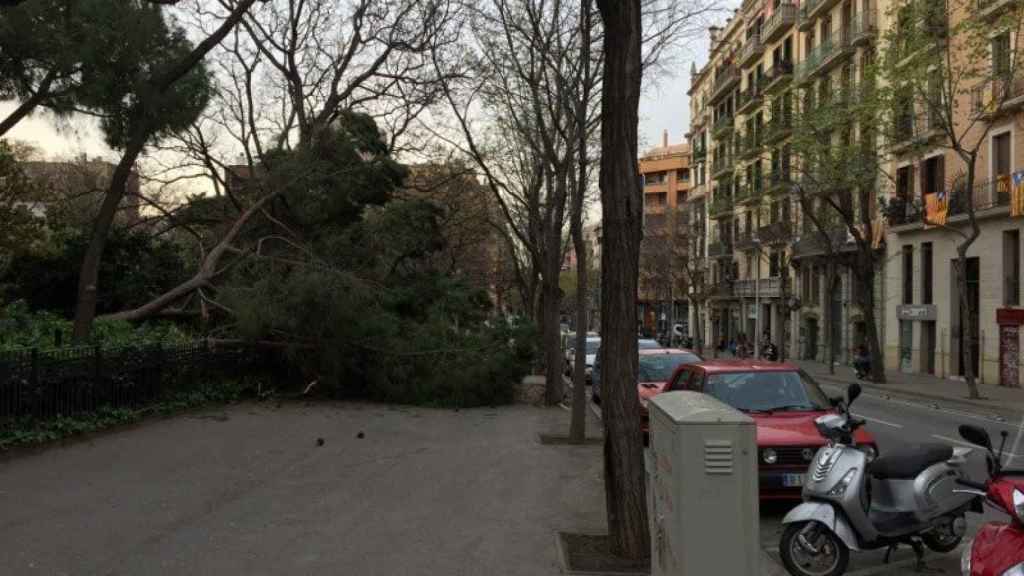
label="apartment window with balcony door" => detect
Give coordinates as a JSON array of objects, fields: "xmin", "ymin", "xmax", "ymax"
[
  {"xmin": 822, "ymin": 16, "xmax": 832, "ymax": 43},
  {"xmin": 902, "ymin": 245, "xmax": 914, "ymax": 305},
  {"xmin": 770, "ymin": 253, "xmax": 780, "ymax": 278},
  {"xmin": 1006, "ymin": 231, "xmax": 1021, "ymax": 306},
  {"xmin": 812, "ymin": 266, "xmax": 821, "ymax": 303},
  {"xmin": 782, "ymin": 199, "xmax": 791, "ymax": 224},
  {"xmin": 802, "ymin": 268, "xmax": 811, "ymax": 300},
  {"xmin": 993, "ymin": 131, "xmax": 1011, "ymax": 185},
  {"xmin": 922, "ymin": 156, "xmax": 944, "ymax": 197},
  {"xmin": 922, "ymin": 242, "xmax": 933, "ymax": 304},
  {"xmin": 993, "ymin": 32, "xmax": 1011, "ymax": 78},
  {"xmin": 784, "ymin": 35, "xmax": 793, "ymax": 63},
  {"xmin": 897, "ymin": 165, "xmax": 914, "ymax": 202}
]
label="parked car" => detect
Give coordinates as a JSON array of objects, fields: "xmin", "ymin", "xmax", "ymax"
[
  {"xmin": 566, "ymin": 336, "xmax": 601, "ymax": 382},
  {"xmin": 593, "ymin": 347, "xmax": 701, "ymax": 405},
  {"xmin": 637, "ymin": 338, "xmax": 662, "ymax": 350},
  {"xmin": 643, "ymin": 359, "xmax": 878, "ymax": 499}
]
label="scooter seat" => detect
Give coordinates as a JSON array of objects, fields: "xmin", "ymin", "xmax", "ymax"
[{"xmin": 870, "ymin": 444, "xmax": 953, "ymax": 480}]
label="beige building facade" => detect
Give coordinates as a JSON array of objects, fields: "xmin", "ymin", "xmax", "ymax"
[{"xmin": 882, "ymin": 1, "xmax": 1024, "ymax": 387}]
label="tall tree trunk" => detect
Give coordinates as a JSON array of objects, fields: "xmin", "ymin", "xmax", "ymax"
[
  {"xmin": 858, "ymin": 262, "xmax": 886, "ymax": 383},
  {"xmin": 825, "ymin": 259, "xmax": 837, "ymax": 374},
  {"xmin": 71, "ymin": 136, "xmax": 146, "ymax": 341},
  {"xmin": 956, "ymin": 160, "xmax": 982, "ymax": 399},
  {"xmin": 569, "ymin": 227, "xmax": 589, "ymax": 443},
  {"xmin": 596, "ymin": 0, "xmax": 648, "ymax": 560},
  {"xmin": 542, "ymin": 245, "xmax": 564, "ymax": 406},
  {"xmin": 0, "ymin": 70, "xmax": 56, "ymax": 137}
]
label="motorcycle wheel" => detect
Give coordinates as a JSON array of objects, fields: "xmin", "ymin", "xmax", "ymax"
[
  {"xmin": 922, "ymin": 516, "xmax": 965, "ymax": 553},
  {"xmin": 780, "ymin": 522, "xmax": 850, "ymax": 576}
]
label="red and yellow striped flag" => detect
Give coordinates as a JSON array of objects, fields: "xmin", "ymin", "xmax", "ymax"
[
  {"xmin": 925, "ymin": 192, "xmax": 949, "ymax": 226},
  {"xmin": 1011, "ymin": 171, "xmax": 1024, "ymax": 218}
]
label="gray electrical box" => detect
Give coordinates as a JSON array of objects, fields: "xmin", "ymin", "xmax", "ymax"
[{"xmin": 646, "ymin": 391, "xmax": 759, "ymax": 575}]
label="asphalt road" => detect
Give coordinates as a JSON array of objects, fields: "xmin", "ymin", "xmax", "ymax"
[{"xmin": 590, "ymin": 381, "xmax": 1024, "ymax": 575}]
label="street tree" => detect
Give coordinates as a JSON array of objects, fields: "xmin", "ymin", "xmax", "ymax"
[
  {"xmin": 788, "ymin": 60, "xmax": 888, "ymax": 381},
  {"xmin": 875, "ymin": 0, "xmax": 1024, "ymax": 398},
  {"xmin": 595, "ymin": 0, "xmax": 648, "ymax": 560}
]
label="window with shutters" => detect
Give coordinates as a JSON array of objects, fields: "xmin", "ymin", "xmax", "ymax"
[{"xmin": 993, "ymin": 32, "xmax": 1011, "ymax": 78}]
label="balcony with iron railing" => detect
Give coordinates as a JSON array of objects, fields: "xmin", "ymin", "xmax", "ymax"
[
  {"xmin": 799, "ymin": 0, "xmax": 841, "ymax": 30},
  {"xmin": 736, "ymin": 177, "xmax": 764, "ymax": 205},
  {"xmin": 796, "ymin": 29, "xmax": 854, "ymax": 82},
  {"xmin": 888, "ymin": 177, "xmax": 1013, "ymax": 228},
  {"xmin": 763, "ymin": 60, "xmax": 794, "ymax": 93},
  {"xmin": 977, "ymin": 0, "xmax": 1018, "ymax": 20},
  {"xmin": 712, "ymin": 154, "xmax": 735, "ymax": 178},
  {"xmin": 736, "ymin": 81, "xmax": 763, "ymax": 115},
  {"xmin": 740, "ymin": 130, "xmax": 763, "ymax": 159},
  {"xmin": 970, "ymin": 73, "xmax": 1024, "ymax": 119},
  {"xmin": 764, "ymin": 112, "xmax": 792, "ymax": 143},
  {"xmin": 767, "ymin": 166, "xmax": 793, "ymax": 193},
  {"xmin": 850, "ymin": 10, "xmax": 878, "ymax": 46},
  {"xmin": 735, "ymin": 277, "xmax": 782, "ymax": 298},
  {"xmin": 890, "ymin": 111, "xmax": 944, "ymax": 153},
  {"xmin": 759, "ymin": 220, "xmax": 793, "ymax": 244},
  {"xmin": 710, "ymin": 280, "xmax": 735, "ymax": 298},
  {"xmin": 713, "ymin": 115, "xmax": 736, "ymax": 139},
  {"xmin": 735, "ymin": 228, "xmax": 758, "ymax": 251},
  {"xmin": 708, "ymin": 238, "xmax": 735, "ymax": 259},
  {"xmin": 710, "ymin": 66, "xmax": 741, "ymax": 104},
  {"xmin": 740, "ymin": 33, "xmax": 765, "ymax": 68},
  {"xmin": 791, "ymin": 227, "xmax": 850, "ymax": 258},
  {"xmin": 709, "ymin": 193, "xmax": 735, "ymax": 218},
  {"xmin": 764, "ymin": 3, "xmax": 798, "ymax": 43}
]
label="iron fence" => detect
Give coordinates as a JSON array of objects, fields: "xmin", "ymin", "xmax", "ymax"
[{"xmin": 0, "ymin": 340, "xmax": 255, "ymax": 421}]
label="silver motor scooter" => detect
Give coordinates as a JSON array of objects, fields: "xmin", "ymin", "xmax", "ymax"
[{"xmin": 779, "ymin": 383, "xmax": 990, "ymax": 576}]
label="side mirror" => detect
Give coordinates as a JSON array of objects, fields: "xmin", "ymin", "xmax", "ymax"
[
  {"xmin": 959, "ymin": 424, "xmax": 992, "ymax": 450},
  {"xmin": 847, "ymin": 383, "xmax": 862, "ymax": 405}
]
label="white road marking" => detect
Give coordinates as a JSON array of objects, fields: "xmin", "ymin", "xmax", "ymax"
[
  {"xmin": 932, "ymin": 434, "xmax": 984, "ymax": 449},
  {"xmin": 1005, "ymin": 415, "xmax": 1024, "ymax": 468},
  {"xmin": 853, "ymin": 413, "xmax": 904, "ymax": 429}
]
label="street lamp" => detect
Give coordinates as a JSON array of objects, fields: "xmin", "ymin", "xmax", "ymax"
[{"xmin": 753, "ymin": 236, "xmax": 762, "ymax": 359}]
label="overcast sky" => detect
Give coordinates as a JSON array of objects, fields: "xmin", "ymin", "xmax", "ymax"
[{"xmin": 2, "ymin": 1, "xmax": 737, "ymax": 165}]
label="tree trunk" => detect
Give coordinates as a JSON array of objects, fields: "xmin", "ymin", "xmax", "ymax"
[
  {"xmin": 542, "ymin": 247, "xmax": 564, "ymax": 406},
  {"xmin": 956, "ymin": 247, "xmax": 981, "ymax": 399},
  {"xmin": 0, "ymin": 70, "xmax": 57, "ymax": 137},
  {"xmin": 956, "ymin": 160, "xmax": 983, "ymax": 400},
  {"xmin": 569, "ymin": 226, "xmax": 589, "ymax": 443},
  {"xmin": 71, "ymin": 136, "xmax": 146, "ymax": 341},
  {"xmin": 856, "ymin": 258, "xmax": 886, "ymax": 383},
  {"xmin": 596, "ymin": 0, "xmax": 648, "ymax": 560}
]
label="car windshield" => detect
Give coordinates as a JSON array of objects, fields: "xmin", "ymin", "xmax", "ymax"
[
  {"xmin": 637, "ymin": 339, "xmax": 661, "ymax": 350},
  {"xmin": 704, "ymin": 371, "xmax": 830, "ymax": 412},
  {"xmin": 638, "ymin": 353, "xmax": 701, "ymax": 382},
  {"xmin": 585, "ymin": 340, "xmax": 601, "ymax": 354}
]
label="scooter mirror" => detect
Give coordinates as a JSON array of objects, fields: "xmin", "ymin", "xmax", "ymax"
[
  {"xmin": 847, "ymin": 383, "xmax": 862, "ymax": 405},
  {"xmin": 958, "ymin": 424, "xmax": 992, "ymax": 450}
]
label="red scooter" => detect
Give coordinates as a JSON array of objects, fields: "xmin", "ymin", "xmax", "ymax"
[{"xmin": 956, "ymin": 425, "xmax": 1024, "ymax": 576}]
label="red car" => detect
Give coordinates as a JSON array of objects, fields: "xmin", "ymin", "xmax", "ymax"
[{"xmin": 642, "ymin": 359, "xmax": 878, "ymax": 499}]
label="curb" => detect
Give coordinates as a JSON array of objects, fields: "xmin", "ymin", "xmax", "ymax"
[{"xmin": 812, "ymin": 373, "xmax": 1023, "ymax": 420}]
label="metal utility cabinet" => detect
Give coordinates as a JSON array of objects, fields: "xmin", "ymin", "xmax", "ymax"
[{"xmin": 646, "ymin": 391, "xmax": 759, "ymax": 575}]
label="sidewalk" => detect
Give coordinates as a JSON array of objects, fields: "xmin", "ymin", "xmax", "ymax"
[{"xmin": 792, "ymin": 358, "xmax": 1024, "ymax": 418}]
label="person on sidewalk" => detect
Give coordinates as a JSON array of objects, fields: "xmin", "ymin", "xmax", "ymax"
[{"xmin": 853, "ymin": 344, "xmax": 871, "ymax": 380}]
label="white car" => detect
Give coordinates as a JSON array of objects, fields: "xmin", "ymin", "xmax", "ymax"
[{"xmin": 567, "ymin": 336, "xmax": 601, "ymax": 381}]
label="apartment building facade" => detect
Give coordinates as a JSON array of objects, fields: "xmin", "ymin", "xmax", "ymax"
[
  {"xmin": 638, "ymin": 132, "xmax": 691, "ymax": 336},
  {"xmin": 688, "ymin": 0, "xmax": 885, "ymax": 360},
  {"xmin": 883, "ymin": 0, "xmax": 1024, "ymax": 387}
]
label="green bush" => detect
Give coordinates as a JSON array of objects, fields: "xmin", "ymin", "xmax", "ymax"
[{"xmin": 0, "ymin": 300, "xmax": 191, "ymax": 351}]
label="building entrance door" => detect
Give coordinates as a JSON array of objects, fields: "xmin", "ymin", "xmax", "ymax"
[{"xmin": 900, "ymin": 320, "xmax": 914, "ymax": 373}]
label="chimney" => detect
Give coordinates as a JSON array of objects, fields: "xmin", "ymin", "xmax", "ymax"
[
  {"xmin": 662, "ymin": 130, "xmax": 669, "ymax": 148},
  {"xmin": 709, "ymin": 25, "xmax": 722, "ymax": 51}
]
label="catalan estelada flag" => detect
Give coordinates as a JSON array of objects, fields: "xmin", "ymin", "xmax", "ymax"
[
  {"xmin": 871, "ymin": 215, "xmax": 886, "ymax": 249},
  {"xmin": 925, "ymin": 191, "xmax": 949, "ymax": 226},
  {"xmin": 1011, "ymin": 171, "xmax": 1024, "ymax": 217}
]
